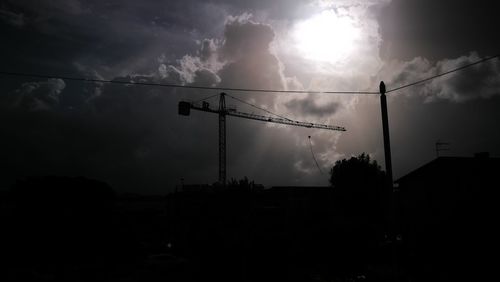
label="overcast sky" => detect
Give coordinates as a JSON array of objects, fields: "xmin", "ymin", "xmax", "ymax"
[{"xmin": 1, "ymin": 0, "xmax": 499, "ymax": 194}]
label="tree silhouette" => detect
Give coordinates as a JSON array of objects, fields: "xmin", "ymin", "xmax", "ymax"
[
  {"xmin": 329, "ymin": 153, "xmax": 388, "ymax": 278},
  {"xmin": 330, "ymin": 153, "xmax": 386, "ymax": 219},
  {"xmin": 227, "ymin": 176, "xmax": 261, "ymax": 189}
]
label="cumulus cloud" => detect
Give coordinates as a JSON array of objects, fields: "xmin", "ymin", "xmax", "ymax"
[
  {"xmin": 198, "ymin": 38, "xmax": 219, "ymax": 67},
  {"xmin": 216, "ymin": 15, "xmax": 288, "ymax": 111},
  {"xmin": 377, "ymin": 52, "xmax": 500, "ymax": 103},
  {"xmin": 192, "ymin": 69, "xmax": 221, "ymax": 87},
  {"xmin": 428, "ymin": 55, "xmax": 500, "ymax": 102}
]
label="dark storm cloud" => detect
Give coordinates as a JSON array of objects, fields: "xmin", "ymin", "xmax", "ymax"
[
  {"xmin": 6, "ymin": 78, "xmax": 66, "ymax": 111},
  {"xmin": 285, "ymin": 96, "xmax": 340, "ymax": 118},
  {"xmin": 0, "ymin": 7, "xmax": 25, "ymax": 27},
  {"xmin": 0, "ymin": 0, "xmax": 239, "ymax": 124},
  {"xmin": 0, "ymin": 0, "xmax": 225, "ymax": 79},
  {"xmin": 209, "ymin": 0, "xmax": 318, "ymax": 20},
  {"xmin": 0, "ymin": 107, "xmax": 149, "ymax": 187},
  {"xmin": 1, "ymin": 0, "xmax": 313, "ymax": 77},
  {"xmin": 378, "ymin": 0, "xmax": 500, "ymax": 61},
  {"xmin": 0, "ymin": 70, "xmax": 220, "ymax": 192}
]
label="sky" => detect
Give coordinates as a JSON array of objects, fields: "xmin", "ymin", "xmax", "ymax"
[{"xmin": 1, "ymin": 0, "xmax": 500, "ymax": 194}]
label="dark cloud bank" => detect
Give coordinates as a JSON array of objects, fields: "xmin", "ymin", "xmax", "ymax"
[{"xmin": 0, "ymin": 3, "xmax": 317, "ymax": 193}]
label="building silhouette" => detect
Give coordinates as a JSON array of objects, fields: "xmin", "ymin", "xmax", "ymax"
[
  {"xmin": 396, "ymin": 153, "xmax": 499, "ymax": 281},
  {"xmin": 165, "ymin": 185, "xmax": 388, "ymax": 281}
]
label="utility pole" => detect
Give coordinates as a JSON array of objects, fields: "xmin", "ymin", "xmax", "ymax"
[
  {"xmin": 380, "ymin": 81, "xmax": 398, "ymax": 282},
  {"xmin": 219, "ymin": 93, "xmax": 227, "ymax": 186},
  {"xmin": 379, "ymin": 81, "xmax": 393, "ymax": 190}
]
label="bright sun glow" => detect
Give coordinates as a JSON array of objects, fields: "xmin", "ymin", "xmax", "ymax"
[{"xmin": 293, "ymin": 10, "xmax": 360, "ymax": 63}]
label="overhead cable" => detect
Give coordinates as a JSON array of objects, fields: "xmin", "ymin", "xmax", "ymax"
[
  {"xmin": 0, "ymin": 70, "xmax": 378, "ymax": 95},
  {"xmin": 1, "ymin": 53, "xmax": 498, "ymax": 95}
]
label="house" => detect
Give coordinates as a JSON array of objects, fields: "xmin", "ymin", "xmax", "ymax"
[{"xmin": 396, "ymin": 153, "xmax": 499, "ymax": 281}]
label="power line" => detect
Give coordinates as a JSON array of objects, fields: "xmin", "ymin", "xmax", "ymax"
[
  {"xmin": 0, "ymin": 70, "xmax": 378, "ymax": 95},
  {"xmin": 386, "ymin": 53, "xmax": 500, "ymax": 93},
  {"xmin": 1, "ymin": 53, "xmax": 498, "ymax": 95}
]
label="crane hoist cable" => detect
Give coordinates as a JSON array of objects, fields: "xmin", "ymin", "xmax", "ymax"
[{"xmin": 308, "ymin": 135, "xmax": 325, "ymax": 175}]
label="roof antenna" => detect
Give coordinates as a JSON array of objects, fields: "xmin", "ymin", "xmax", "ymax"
[
  {"xmin": 435, "ymin": 140, "xmax": 451, "ymax": 157},
  {"xmin": 308, "ymin": 136, "xmax": 324, "ymax": 175}
]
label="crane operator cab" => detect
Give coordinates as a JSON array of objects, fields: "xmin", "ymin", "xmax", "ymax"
[{"xmin": 178, "ymin": 101, "xmax": 191, "ymax": 116}]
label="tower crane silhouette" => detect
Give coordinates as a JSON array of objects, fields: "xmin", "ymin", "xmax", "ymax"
[{"xmin": 179, "ymin": 92, "xmax": 346, "ymax": 185}]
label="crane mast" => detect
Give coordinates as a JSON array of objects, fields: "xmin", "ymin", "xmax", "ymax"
[{"xmin": 178, "ymin": 93, "xmax": 346, "ymax": 185}]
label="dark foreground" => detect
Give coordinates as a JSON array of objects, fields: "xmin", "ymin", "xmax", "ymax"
[{"xmin": 1, "ymin": 175, "xmax": 495, "ymax": 281}]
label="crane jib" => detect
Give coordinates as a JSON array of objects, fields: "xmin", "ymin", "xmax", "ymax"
[{"xmin": 178, "ymin": 101, "xmax": 345, "ymax": 131}]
